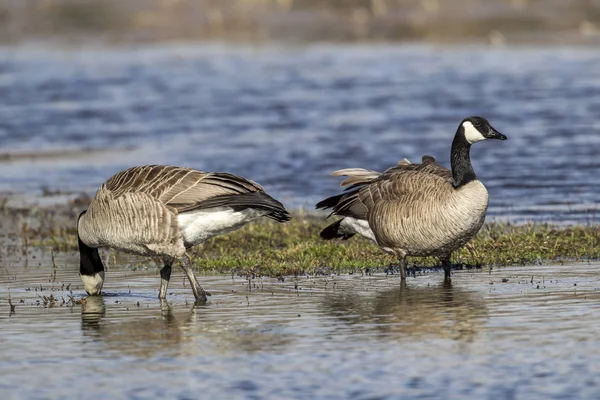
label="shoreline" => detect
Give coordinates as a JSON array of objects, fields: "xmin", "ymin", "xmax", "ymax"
[
  {"xmin": 0, "ymin": 1, "xmax": 599, "ymax": 48},
  {"xmin": 1, "ymin": 32, "xmax": 599, "ymax": 50}
]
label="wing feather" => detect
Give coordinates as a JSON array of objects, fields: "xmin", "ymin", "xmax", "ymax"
[
  {"xmin": 102, "ymin": 165, "xmax": 267, "ymax": 213},
  {"xmin": 317, "ymin": 155, "xmax": 454, "ymax": 220}
]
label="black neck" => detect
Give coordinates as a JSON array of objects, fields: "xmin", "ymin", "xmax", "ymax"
[
  {"xmin": 78, "ymin": 213, "xmax": 104, "ymax": 276},
  {"xmin": 451, "ymin": 127, "xmax": 477, "ymax": 188}
]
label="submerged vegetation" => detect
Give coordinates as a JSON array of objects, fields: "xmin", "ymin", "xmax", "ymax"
[{"xmin": 2, "ymin": 201, "xmax": 600, "ymax": 277}]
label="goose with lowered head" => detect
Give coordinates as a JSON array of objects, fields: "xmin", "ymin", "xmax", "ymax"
[{"xmin": 77, "ymin": 165, "xmax": 290, "ymax": 301}]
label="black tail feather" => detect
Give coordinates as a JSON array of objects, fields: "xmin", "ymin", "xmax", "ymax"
[
  {"xmin": 320, "ymin": 219, "xmax": 354, "ymax": 240},
  {"xmin": 193, "ymin": 192, "xmax": 291, "ymax": 223},
  {"xmin": 315, "ymin": 193, "xmax": 345, "ymax": 211},
  {"xmin": 265, "ymin": 209, "xmax": 291, "ymax": 223}
]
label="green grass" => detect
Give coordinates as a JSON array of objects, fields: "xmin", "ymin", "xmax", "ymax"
[
  {"xmin": 19, "ymin": 208, "xmax": 600, "ymax": 276},
  {"xmin": 187, "ymin": 216, "xmax": 600, "ymax": 275}
]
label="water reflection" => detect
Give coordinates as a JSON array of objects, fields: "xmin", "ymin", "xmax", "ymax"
[
  {"xmin": 80, "ymin": 295, "xmax": 294, "ymax": 357},
  {"xmin": 81, "ymin": 297, "xmax": 188, "ymax": 357},
  {"xmin": 80, "ymin": 295, "xmax": 106, "ymax": 330},
  {"xmin": 322, "ymin": 281, "xmax": 489, "ymax": 342},
  {"xmin": 2, "ymin": 268, "xmax": 600, "ymax": 399}
]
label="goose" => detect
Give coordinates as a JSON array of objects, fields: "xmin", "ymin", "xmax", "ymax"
[
  {"xmin": 77, "ymin": 165, "xmax": 290, "ymax": 301},
  {"xmin": 316, "ymin": 116, "xmax": 507, "ymax": 281}
]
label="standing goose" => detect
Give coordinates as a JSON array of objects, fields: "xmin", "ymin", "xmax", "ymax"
[
  {"xmin": 77, "ymin": 165, "xmax": 290, "ymax": 301},
  {"xmin": 316, "ymin": 116, "xmax": 506, "ymax": 280}
]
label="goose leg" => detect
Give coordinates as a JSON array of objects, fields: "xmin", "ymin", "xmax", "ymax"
[
  {"xmin": 159, "ymin": 256, "xmax": 174, "ymax": 299},
  {"xmin": 441, "ymin": 255, "xmax": 452, "ymax": 281},
  {"xmin": 399, "ymin": 257, "xmax": 407, "ymax": 281},
  {"xmin": 179, "ymin": 254, "xmax": 209, "ymax": 302},
  {"xmin": 399, "ymin": 277, "xmax": 408, "ymax": 290},
  {"xmin": 392, "ymin": 250, "xmax": 408, "ymax": 281}
]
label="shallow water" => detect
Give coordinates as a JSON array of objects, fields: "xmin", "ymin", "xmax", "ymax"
[
  {"xmin": 1, "ymin": 262, "xmax": 600, "ymax": 399},
  {"xmin": 1, "ymin": 44, "xmax": 600, "ymax": 223}
]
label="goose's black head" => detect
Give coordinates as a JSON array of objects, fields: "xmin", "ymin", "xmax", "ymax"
[
  {"xmin": 460, "ymin": 116, "xmax": 507, "ymax": 144},
  {"xmin": 78, "ymin": 210, "xmax": 105, "ymax": 296}
]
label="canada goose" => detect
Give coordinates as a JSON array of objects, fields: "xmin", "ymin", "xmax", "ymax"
[
  {"xmin": 316, "ymin": 116, "xmax": 507, "ymax": 280},
  {"xmin": 77, "ymin": 165, "xmax": 290, "ymax": 301}
]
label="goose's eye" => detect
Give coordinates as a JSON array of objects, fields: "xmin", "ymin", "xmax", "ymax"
[{"xmin": 474, "ymin": 121, "xmax": 482, "ymax": 127}]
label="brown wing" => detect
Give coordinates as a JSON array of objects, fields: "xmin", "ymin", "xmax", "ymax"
[
  {"xmin": 383, "ymin": 155, "xmax": 452, "ymax": 182},
  {"xmin": 317, "ymin": 155, "xmax": 453, "ymax": 220},
  {"xmin": 102, "ymin": 165, "xmax": 265, "ymax": 213},
  {"xmin": 331, "ymin": 155, "xmax": 451, "ymax": 189}
]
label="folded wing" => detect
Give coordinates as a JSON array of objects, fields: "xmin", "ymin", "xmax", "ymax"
[{"xmin": 317, "ymin": 155, "xmax": 452, "ymax": 220}]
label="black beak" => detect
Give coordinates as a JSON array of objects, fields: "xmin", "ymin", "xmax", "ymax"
[{"xmin": 489, "ymin": 126, "xmax": 507, "ymax": 140}]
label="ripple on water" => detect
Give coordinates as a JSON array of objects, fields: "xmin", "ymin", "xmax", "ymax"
[
  {"xmin": 0, "ymin": 44, "xmax": 600, "ymax": 222},
  {"xmin": 0, "ymin": 262, "xmax": 599, "ymax": 399}
]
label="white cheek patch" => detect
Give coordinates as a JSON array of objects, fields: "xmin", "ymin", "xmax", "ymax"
[
  {"xmin": 462, "ymin": 121, "xmax": 486, "ymax": 144},
  {"xmin": 81, "ymin": 271, "xmax": 105, "ymax": 295}
]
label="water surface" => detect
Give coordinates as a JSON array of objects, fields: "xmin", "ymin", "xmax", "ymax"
[
  {"xmin": 1, "ymin": 262, "xmax": 599, "ymax": 399},
  {"xmin": 1, "ymin": 44, "xmax": 599, "ymax": 223}
]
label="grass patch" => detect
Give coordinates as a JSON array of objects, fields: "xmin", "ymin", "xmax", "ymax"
[
  {"xmin": 188, "ymin": 216, "xmax": 600, "ymax": 275},
  {"xmin": 10, "ymin": 206, "xmax": 600, "ymax": 277}
]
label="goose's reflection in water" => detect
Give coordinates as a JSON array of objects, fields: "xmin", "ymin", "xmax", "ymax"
[
  {"xmin": 322, "ymin": 281, "xmax": 489, "ymax": 342},
  {"xmin": 81, "ymin": 297, "xmax": 186, "ymax": 357},
  {"xmin": 80, "ymin": 295, "xmax": 294, "ymax": 357},
  {"xmin": 78, "ymin": 276, "xmax": 490, "ymax": 359}
]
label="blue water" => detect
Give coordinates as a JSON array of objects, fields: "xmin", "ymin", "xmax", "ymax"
[
  {"xmin": 1, "ymin": 264, "xmax": 599, "ymax": 400},
  {"xmin": 1, "ymin": 43, "xmax": 599, "ymax": 223}
]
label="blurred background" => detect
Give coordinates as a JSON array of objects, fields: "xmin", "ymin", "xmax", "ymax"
[
  {"xmin": 1, "ymin": 0, "xmax": 600, "ymax": 44},
  {"xmin": 1, "ymin": 0, "xmax": 600, "ymax": 223}
]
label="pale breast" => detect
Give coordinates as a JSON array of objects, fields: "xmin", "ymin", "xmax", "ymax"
[{"xmin": 372, "ymin": 180, "xmax": 489, "ymax": 256}]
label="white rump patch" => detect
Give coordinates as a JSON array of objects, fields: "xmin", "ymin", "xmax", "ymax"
[
  {"xmin": 462, "ymin": 121, "xmax": 486, "ymax": 144},
  {"xmin": 178, "ymin": 207, "xmax": 265, "ymax": 246},
  {"xmin": 340, "ymin": 217, "xmax": 376, "ymax": 242},
  {"xmin": 81, "ymin": 271, "xmax": 105, "ymax": 295}
]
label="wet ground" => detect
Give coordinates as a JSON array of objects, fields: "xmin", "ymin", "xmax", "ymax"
[
  {"xmin": 1, "ymin": 44, "xmax": 600, "ymax": 223},
  {"xmin": 1, "ymin": 262, "xmax": 599, "ymax": 399}
]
